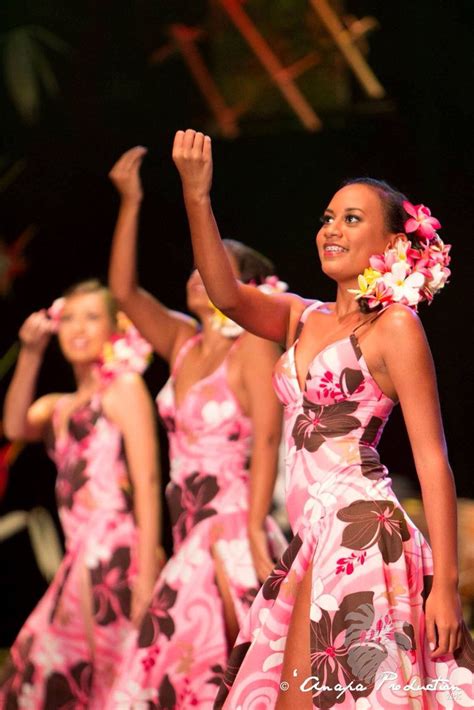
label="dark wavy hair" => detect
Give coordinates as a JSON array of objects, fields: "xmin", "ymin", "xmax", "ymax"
[
  {"xmin": 342, "ymin": 177, "xmax": 409, "ymax": 235},
  {"xmin": 341, "ymin": 178, "xmax": 410, "ymax": 313},
  {"xmin": 223, "ymin": 239, "xmax": 275, "ymax": 285}
]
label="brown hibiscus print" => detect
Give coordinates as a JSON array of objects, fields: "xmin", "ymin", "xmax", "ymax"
[
  {"xmin": 262, "ymin": 533, "xmax": 302, "ymax": 601},
  {"xmin": 69, "ymin": 406, "xmax": 100, "ymax": 442},
  {"xmin": 310, "ymin": 591, "xmax": 378, "ymax": 708},
  {"xmin": 160, "ymin": 414, "xmax": 176, "ymax": 433},
  {"xmin": 310, "ymin": 591, "xmax": 415, "ymax": 708},
  {"xmin": 337, "ymin": 500, "xmax": 411, "ymax": 564},
  {"xmin": 167, "ymin": 472, "xmax": 219, "ymax": 543},
  {"xmin": 359, "ymin": 445, "xmax": 385, "ymax": 480},
  {"xmin": 90, "ymin": 547, "xmax": 132, "ymax": 625},
  {"xmin": 44, "ymin": 661, "xmax": 93, "ymax": 709},
  {"xmin": 339, "ymin": 367, "xmax": 365, "ymax": 397},
  {"xmin": 138, "ymin": 583, "xmax": 178, "ymax": 647},
  {"xmin": 157, "ymin": 674, "xmax": 177, "ymax": 709},
  {"xmin": 214, "ymin": 641, "xmax": 251, "ymax": 709},
  {"xmin": 207, "ymin": 663, "xmax": 225, "ymax": 687},
  {"xmin": 56, "ymin": 459, "xmax": 88, "ymax": 510},
  {"xmin": 0, "ymin": 635, "xmax": 35, "ymax": 703},
  {"xmin": 292, "ymin": 399, "xmax": 361, "ymax": 453}
]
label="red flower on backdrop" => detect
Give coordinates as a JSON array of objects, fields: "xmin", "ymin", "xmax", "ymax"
[
  {"xmin": 0, "ymin": 439, "xmax": 24, "ymax": 500},
  {"xmin": 0, "ymin": 225, "xmax": 36, "ymax": 296}
]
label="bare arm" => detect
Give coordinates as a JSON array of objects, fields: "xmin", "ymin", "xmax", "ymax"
[
  {"xmin": 103, "ymin": 372, "xmax": 163, "ymax": 627},
  {"xmin": 172, "ymin": 129, "xmax": 303, "ymax": 344},
  {"xmin": 108, "ymin": 146, "xmax": 197, "ymax": 363},
  {"xmin": 238, "ymin": 334, "xmax": 283, "ymax": 581},
  {"xmin": 380, "ymin": 306, "xmax": 463, "ymax": 658},
  {"xmin": 3, "ymin": 311, "xmax": 58, "ymax": 441}
]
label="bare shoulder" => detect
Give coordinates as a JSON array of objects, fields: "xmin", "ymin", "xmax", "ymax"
[
  {"xmin": 287, "ymin": 293, "xmax": 314, "ymax": 317},
  {"xmin": 29, "ymin": 392, "xmax": 64, "ymax": 420},
  {"xmin": 376, "ymin": 304, "xmax": 425, "ymax": 339},
  {"xmin": 102, "ymin": 372, "xmax": 151, "ymax": 421},
  {"xmin": 373, "ymin": 305, "xmax": 430, "ymax": 364}
]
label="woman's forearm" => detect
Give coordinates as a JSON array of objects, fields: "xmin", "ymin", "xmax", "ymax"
[
  {"xmin": 3, "ymin": 348, "xmax": 42, "ymax": 440},
  {"xmin": 109, "ymin": 198, "xmax": 142, "ymax": 303},
  {"xmin": 183, "ymin": 192, "xmax": 240, "ymax": 312},
  {"xmin": 247, "ymin": 435, "xmax": 280, "ymax": 532},
  {"xmin": 134, "ymin": 474, "xmax": 161, "ymax": 583},
  {"xmin": 418, "ymin": 462, "xmax": 459, "ymax": 587}
]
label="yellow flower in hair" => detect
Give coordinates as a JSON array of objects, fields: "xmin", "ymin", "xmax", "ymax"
[
  {"xmin": 117, "ymin": 311, "xmax": 132, "ymax": 334},
  {"xmin": 356, "ymin": 268, "xmax": 381, "ymax": 296},
  {"xmin": 102, "ymin": 341, "xmax": 115, "ymax": 363}
]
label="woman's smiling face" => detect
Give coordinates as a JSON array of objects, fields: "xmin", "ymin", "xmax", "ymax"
[
  {"xmin": 316, "ymin": 183, "xmax": 395, "ymax": 286},
  {"xmin": 57, "ymin": 292, "xmax": 115, "ymax": 364}
]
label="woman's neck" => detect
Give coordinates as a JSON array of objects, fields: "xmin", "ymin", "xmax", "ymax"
[
  {"xmin": 198, "ymin": 314, "xmax": 237, "ymax": 355},
  {"xmin": 72, "ymin": 362, "xmax": 100, "ymax": 395},
  {"xmin": 333, "ymin": 284, "xmax": 363, "ymax": 321}
]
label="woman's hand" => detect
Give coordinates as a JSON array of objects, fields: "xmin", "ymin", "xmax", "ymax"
[
  {"xmin": 109, "ymin": 146, "xmax": 147, "ymax": 203},
  {"xmin": 425, "ymin": 582, "xmax": 464, "ymax": 659},
  {"xmin": 172, "ymin": 129, "xmax": 213, "ymax": 201},
  {"xmin": 19, "ymin": 310, "xmax": 54, "ymax": 356},
  {"xmin": 249, "ymin": 526, "xmax": 275, "ymax": 584}
]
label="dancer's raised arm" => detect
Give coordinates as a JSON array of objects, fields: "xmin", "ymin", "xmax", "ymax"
[
  {"xmin": 109, "ymin": 146, "xmax": 196, "ymax": 363},
  {"xmin": 173, "ymin": 129, "xmax": 305, "ymax": 345},
  {"xmin": 3, "ymin": 311, "xmax": 58, "ymax": 441}
]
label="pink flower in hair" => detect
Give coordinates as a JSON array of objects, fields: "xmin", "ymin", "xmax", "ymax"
[
  {"xmin": 365, "ymin": 280, "xmax": 394, "ymax": 310},
  {"xmin": 47, "ymin": 297, "xmax": 65, "ymax": 332},
  {"xmin": 403, "ymin": 201, "xmax": 441, "ymax": 242},
  {"xmin": 97, "ymin": 315, "xmax": 152, "ymax": 383}
]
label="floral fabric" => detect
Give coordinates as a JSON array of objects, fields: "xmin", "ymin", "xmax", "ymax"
[
  {"xmin": 216, "ymin": 301, "xmax": 474, "ymax": 709},
  {"xmin": 0, "ymin": 394, "xmax": 139, "ymax": 709},
  {"xmin": 107, "ymin": 333, "xmax": 286, "ymax": 709}
]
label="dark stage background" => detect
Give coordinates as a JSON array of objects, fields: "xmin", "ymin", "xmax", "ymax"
[{"xmin": 1, "ymin": 1, "xmax": 473, "ymax": 645}]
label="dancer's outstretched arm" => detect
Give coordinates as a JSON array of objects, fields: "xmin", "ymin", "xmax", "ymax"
[
  {"xmin": 3, "ymin": 311, "xmax": 58, "ymax": 441},
  {"xmin": 104, "ymin": 372, "xmax": 164, "ymax": 628},
  {"xmin": 173, "ymin": 129, "xmax": 306, "ymax": 345},
  {"xmin": 380, "ymin": 304, "xmax": 463, "ymax": 659},
  {"xmin": 238, "ymin": 333, "xmax": 283, "ymax": 582},
  {"xmin": 109, "ymin": 146, "xmax": 196, "ymax": 364}
]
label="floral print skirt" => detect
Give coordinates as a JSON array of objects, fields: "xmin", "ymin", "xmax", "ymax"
[
  {"xmin": 214, "ymin": 495, "xmax": 474, "ymax": 709},
  {"xmin": 107, "ymin": 510, "xmax": 286, "ymax": 709}
]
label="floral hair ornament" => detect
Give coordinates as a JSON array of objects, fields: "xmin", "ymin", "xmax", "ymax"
[
  {"xmin": 210, "ymin": 275, "xmax": 289, "ymax": 337},
  {"xmin": 349, "ymin": 200, "xmax": 451, "ymax": 311},
  {"xmin": 46, "ymin": 299, "xmax": 152, "ymax": 381}
]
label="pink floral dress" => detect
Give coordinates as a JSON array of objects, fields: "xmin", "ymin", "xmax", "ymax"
[
  {"xmin": 106, "ymin": 333, "xmax": 287, "ymax": 709},
  {"xmin": 0, "ymin": 391, "xmax": 141, "ymax": 709},
  {"xmin": 215, "ymin": 301, "xmax": 474, "ymax": 709}
]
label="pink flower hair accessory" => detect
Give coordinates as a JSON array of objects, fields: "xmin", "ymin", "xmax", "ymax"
[
  {"xmin": 96, "ymin": 313, "xmax": 153, "ymax": 383},
  {"xmin": 350, "ymin": 199, "xmax": 451, "ymax": 312},
  {"xmin": 47, "ymin": 298, "xmax": 66, "ymax": 332},
  {"xmin": 46, "ymin": 298, "xmax": 152, "ymax": 380},
  {"xmin": 403, "ymin": 200, "xmax": 441, "ymax": 242}
]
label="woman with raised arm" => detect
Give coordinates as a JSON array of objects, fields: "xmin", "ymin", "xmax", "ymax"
[
  {"xmin": 0, "ymin": 280, "xmax": 162, "ymax": 709},
  {"xmin": 106, "ymin": 148, "xmax": 287, "ymax": 708},
  {"xmin": 172, "ymin": 129, "xmax": 474, "ymax": 709}
]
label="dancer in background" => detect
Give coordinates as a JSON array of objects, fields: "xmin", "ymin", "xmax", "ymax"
[
  {"xmin": 172, "ymin": 129, "xmax": 474, "ymax": 709},
  {"xmin": 106, "ymin": 147, "xmax": 287, "ymax": 708},
  {"xmin": 0, "ymin": 280, "xmax": 162, "ymax": 709}
]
